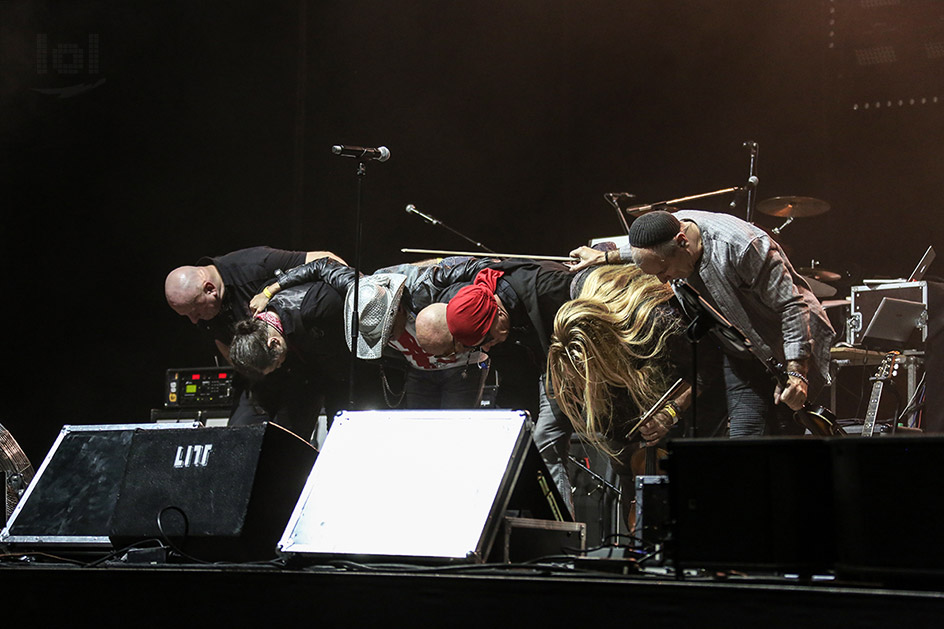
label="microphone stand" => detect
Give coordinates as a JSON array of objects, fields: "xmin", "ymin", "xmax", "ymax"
[
  {"xmin": 670, "ymin": 281, "xmax": 753, "ymax": 438},
  {"xmin": 620, "ymin": 187, "xmax": 741, "ymax": 232},
  {"xmin": 334, "ymin": 145, "xmax": 391, "ymax": 407},
  {"xmin": 568, "ymin": 454, "xmax": 622, "ymax": 544},
  {"xmin": 604, "ymin": 192, "xmax": 636, "ymax": 234},
  {"xmin": 405, "ymin": 204, "xmax": 497, "ymax": 254},
  {"xmin": 347, "ymin": 160, "xmax": 368, "ymax": 407},
  {"xmin": 743, "ymin": 141, "xmax": 759, "ymax": 223}
]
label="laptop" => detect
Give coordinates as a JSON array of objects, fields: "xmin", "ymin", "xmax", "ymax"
[
  {"xmin": 864, "ymin": 246, "xmax": 935, "ymax": 285},
  {"xmin": 861, "ymin": 297, "xmax": 926, "ymax": 346},
  {"xmin": 908, "ymin": 245, "xmax": 936, "ymax": 282}
]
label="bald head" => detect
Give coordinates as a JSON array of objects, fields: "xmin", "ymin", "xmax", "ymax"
[
  {"xmin": 165, "ymin": 266, "xmax": 203, "ymax": 307},
  {"xmin": 165, "ymin": 265, "xmax": 222, "ymax": 324},
  {"xmin": 415, "ymin": 303, "xmax": 459, "ymax": 356}
]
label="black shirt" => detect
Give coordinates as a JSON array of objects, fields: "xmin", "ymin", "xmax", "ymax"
[
  {"xmin": 493, "ymin": 260, "xmax": 574, "ymax": 358},
  {"xmin": 196, "ymin": 246, "xmax": 306, "ymax": 344},
  {"xmin": 269, "ymin": 282, "xmax": 347, "ymax": 379}
]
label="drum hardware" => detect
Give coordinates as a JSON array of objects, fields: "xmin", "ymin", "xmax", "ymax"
[
  {"xmin": 798, "ymin": 264, "xmax": 842, "ymax": 283},
  {"xmin": 798, "ymin": 261, "xmax": 841, "ymax": 299},
  {"xmin": 1, "ymin": 424, "xmax": 34, "ymax": 524},
  {"xmin": 821, "ymin": 298, "xmax": 850, "ymax": 310},
  {"xmin": 770, "ymin": 215, "xmax": 794, "ymax": 234},
  {"xmin": 803, "ymin": 275, "xmax": 838, "ymax": 299}
]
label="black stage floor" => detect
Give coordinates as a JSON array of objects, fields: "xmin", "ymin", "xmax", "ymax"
[{"xmin": 3, "ymin": 558, "xmax": 944, "ymax": 627}]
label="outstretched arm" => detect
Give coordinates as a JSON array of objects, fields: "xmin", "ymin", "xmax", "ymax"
[
  {"xmin": 567, "ymin": 245, "xmax": 623, "ymax": 272},
  {"xmin": 250, "ymin": 258, "xmax": 356, "ymax": 314}
]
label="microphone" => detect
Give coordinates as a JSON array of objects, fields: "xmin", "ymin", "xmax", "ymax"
[
  {"xmin": 405, "ymin": 204, "xmax": 440, "ymax": 225},
  {"xmin": 331, "ymin": 145, "xmax": 391, "ymax": 162},
  {"xmin": 730, "ymin": 176, "xmax": 759, "ymax": 210},
  {"xmin": 603, "ymin": 192, "xmax": 636, "ymax": 210}
]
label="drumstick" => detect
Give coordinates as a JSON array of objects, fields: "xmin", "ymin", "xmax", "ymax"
[{"xmin": 401, "ymin": 247, "xmax": 575, "ymax": 262}]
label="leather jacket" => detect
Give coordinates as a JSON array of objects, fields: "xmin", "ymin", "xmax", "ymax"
[{"xmin": 275, "ymin": 257, "xmax": 495, "ymax": 313}]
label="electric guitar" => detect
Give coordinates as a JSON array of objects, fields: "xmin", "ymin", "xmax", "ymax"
[
  {"xmin": 861, "ymin": 351, "xmax": 901, "ymax": 437},
  {"xmin": 766, "ymin": 357, "xmax": 845, "ymax": 436}
]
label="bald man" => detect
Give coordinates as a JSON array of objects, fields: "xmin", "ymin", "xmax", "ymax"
[
  {"xmin": 165, "ymin": 246, "xmax": 345, "ymax": 435},
  {"xmin": 165, "ymin": 246, "xmax": 344, "ymax": 361}
]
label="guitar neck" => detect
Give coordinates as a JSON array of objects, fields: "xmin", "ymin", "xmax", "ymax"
[
  {"xmin": 862, "ymin": 352, "xmax": 900, "ymax": 438},
  {"xmin": 862, "ymin": 380, "xmax": 885, "ymax": 438}
]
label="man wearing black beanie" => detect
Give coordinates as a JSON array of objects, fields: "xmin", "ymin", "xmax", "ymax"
[{"xmin": 570, "ymin": 209, "xmax": 834, "ymax": 437}]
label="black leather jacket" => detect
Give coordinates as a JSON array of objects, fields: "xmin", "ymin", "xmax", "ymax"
[{"xmin": 275, "ymin": 257, "xmax": 495, "ymax": 313}]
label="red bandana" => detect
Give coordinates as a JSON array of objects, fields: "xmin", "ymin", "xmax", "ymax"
[
  {"xmin": 447, "ymin": 268, "xmax": 504, "ymax": 346},
  {"xmin": 254, "ymin": 311, "xmax": 284, "ymax": 335}
]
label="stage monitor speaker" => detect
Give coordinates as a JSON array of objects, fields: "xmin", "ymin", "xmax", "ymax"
[
  {"xmin": 666, "ymin": 437, "xmax": 835, "ymax": 573},
  {"xmin": 278, "ymin": 410, "xmax": 569, "ymax": 563},
  {"xmin": 832, "ymin": 435, "xmax": 944, "ymax": 582},
  {"xmin": 109, "ymin": 422, "xmax": 316, "ymax": 562},
  {"xmin": 1, "ymin": 423, "xmax": 198, "ymax": 550}
]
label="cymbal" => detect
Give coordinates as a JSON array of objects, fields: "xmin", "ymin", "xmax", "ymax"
[
  {"xmin": 798, "ymin": 267, "xmax": 841, "ymax": 282},
  {"xmin": 803, "ymin": 275, "xmax": 837, "ymax": 299},
  {"xmin": 757, "ymin": 196, "xmax": 830, "ymax": 218}
]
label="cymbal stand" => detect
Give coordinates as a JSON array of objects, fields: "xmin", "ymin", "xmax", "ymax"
[{"xmin": 771, "ymin": 215, "xmax": 794, "ymax": 235}]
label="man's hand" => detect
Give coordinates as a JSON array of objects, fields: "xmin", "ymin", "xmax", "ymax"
[
  {"xmin": 249, "ymin": 293, "xmax": 269, "ymax": 316},
  {"xmin": 639, "ymin": 409, "xmax": 673, "ymax": 445},
  {"xmin": 775, "ymin": 360, "xmax": 810, "ymax": 411},
  {"xmin": 774, "ymin": 375, "xmax": 808, "ymax": 411},
  {"xmin": 567, "ymin": 245, "xmax": 607, "ymax": 272},
  {"xmin": 249, "ymin": 282, "xmax": 280, "ymax": 316}
]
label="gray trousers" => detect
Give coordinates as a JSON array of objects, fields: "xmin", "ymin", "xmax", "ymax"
[{"xmin": 535, "ymin": 375, "xmax": 575, "ymax": 517}]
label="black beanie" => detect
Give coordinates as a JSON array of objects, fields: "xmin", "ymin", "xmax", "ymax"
[{"xmin": 628, "ymin": 210, "xmax": 681, "ymax": 248}]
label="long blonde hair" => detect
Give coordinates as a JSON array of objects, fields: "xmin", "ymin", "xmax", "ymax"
[{"xmin": 547, "ymin": 265, "xmax": 680, "ymax": 458}]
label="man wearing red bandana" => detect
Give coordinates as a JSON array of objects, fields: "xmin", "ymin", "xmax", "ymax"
[{"xmin": 416, "ymin": 261, "xmax": 581, "ymax": 516}]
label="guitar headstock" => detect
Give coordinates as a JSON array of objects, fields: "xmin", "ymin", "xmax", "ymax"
[{"xmin": 874, "ymin": 351, "xmax": 901, "ymax": 382}]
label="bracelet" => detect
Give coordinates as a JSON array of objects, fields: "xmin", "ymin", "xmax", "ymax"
[
  {"xmin": 263, "ymin": 286, "xmax": 274, "ymax": 299},
  {"xmin": 662, "ymin": 402, "xmax": 680, "ymax": 425},
  {"xmin": 786, "ymin": 371, "xmax": 809, "ymax": 386}
]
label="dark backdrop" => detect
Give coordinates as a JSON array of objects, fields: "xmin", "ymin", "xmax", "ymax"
[{"xmin": 2, "ymin": 0, "xmax": 942, "ymax": 462}]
